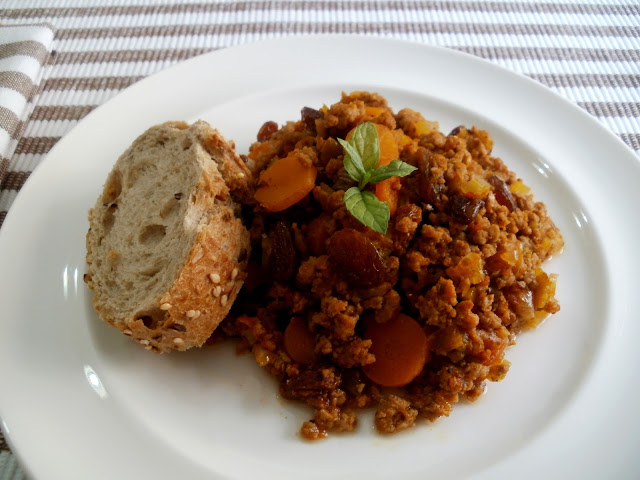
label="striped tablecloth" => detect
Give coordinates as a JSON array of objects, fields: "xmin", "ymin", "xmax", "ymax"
[{"xmin": 1, "ymin": 1, "xmax": 639, "ymax": 478}]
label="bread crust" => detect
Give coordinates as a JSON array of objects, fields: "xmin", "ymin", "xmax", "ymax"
[{"xmin": 85, "ymin": 120, "xmax": 251, "ymax": 353}]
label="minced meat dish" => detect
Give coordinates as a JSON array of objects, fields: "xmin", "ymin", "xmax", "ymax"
[{"xmin": 219, "ymin": 91, "xmax": 563, "ymax": 439}]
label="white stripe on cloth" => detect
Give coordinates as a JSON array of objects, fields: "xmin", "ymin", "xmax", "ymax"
[
  {"xmin": 0, "ymin": 24, "xmax": 53, "ymax": 46},
  {"xmin": 0, "ymin": 88, "xmax": 28, "ymax": 117},
  {"xmin": 0, "ymin": 56, "xmax": 44, "ymax": 84}
]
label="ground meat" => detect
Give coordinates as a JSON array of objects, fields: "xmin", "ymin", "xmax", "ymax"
[
  {"xmin": 375, "ymin": 394, "xmax": 418, "ymax": 433},
  {"xmin": 224, "ymin": 91, "xmax": 563, "ymax": 440}
]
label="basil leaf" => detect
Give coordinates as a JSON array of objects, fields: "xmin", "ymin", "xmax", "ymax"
[
  {"xmin": 344, "ymin": 187, "xmax": 390, "ymax": 234},
  {"xmin": 350, "ymin": 122, "xmax": 380, "ymax": 171},
  {"xmin": 368, "ymin": 160, "xmax": 418, "ymax": 184},
  {"xmin": 337, "ymin": 138, "xmax": 365, "ymax": 181}
]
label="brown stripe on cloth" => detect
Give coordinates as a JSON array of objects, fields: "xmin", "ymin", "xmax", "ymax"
[
  {"xmin": 0, "ymin": 156, "xmax": 9, "ymax": 186},
  {"xmin": 0, "ymin": 171, "xmax": 30, "ymax": 191},
  {"xmin": 578, "ymin": 102, "xmax": 640, "ymax": 118},
  {"xmin": 0, "ymin": 106, "xmax": 25, "ymax": 140},
  {"xmin": 0, "ymin": 40, "xmax": 51, "ymax": 65},
  {"xmin": 458, "ymin": 46, "xmax": 640, "ymax": 63},
  {"xmin": 529, "ymin": 73, "xmax": 640, "ymax": 89},
  {"xmin": 43, "ymin": 76, "xmax": 142, "ymax": 92},
  {"xmin": 4, "ymin": 1, "xmax": 640, "ymax": 18},
  {"xmin": 30, "ymin": 104, "xmax": 96, "ymax": 121},
  {"xmin": 0, "ymin": 71, "xmax": 36, "ymax": 99},
  {"xmin": 56, "ymin": 47, "xmax": 214, "ymax": 65},
  {"xmin": 15, "ymin": 136, "xmax": 60, "ymax": 155},
  {"xmin": 0, "ymin": 211, "xmax": 6, "ymax": 229},
  {"xmin": 53, "ymin": 22, "xmax": 640, "ymax": 40}
]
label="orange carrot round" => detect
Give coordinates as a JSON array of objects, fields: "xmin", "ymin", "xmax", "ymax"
[
  {"xmin": 284, "ymin": 317, "xmax": 317, "ymax": 365},
  {"xmin": 375, "ymin": 176, "xmax": 401, "ymax": 216},
  {"xmin": 363, "ymin": 313, "xmax": 429, "ymax": 387},
  {"xmin": 254, "ymin": 150, "xmax": 317, "ymax": 212}
]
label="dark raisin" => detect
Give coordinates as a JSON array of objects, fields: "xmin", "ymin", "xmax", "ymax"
[
  {"xmin": 301, "ymin": 106, "xmax": 323, "ymax": 133},
  {"xmin": 327, "ymin": 229, "xmax": 385, "ymax": 288},
  {"xmin": 267, "ymin": 221, "xmax": 298, "ymax": 283},
  {"xmin": 505, "ymin": 283, "xmax": 535, "ymax": 326},
  {"xmin": 257, "ymin": 121, "xmax": 278, "ymax": 142},
  {"xmin": 448, "ymin": 125, "xmax": 466, "ymax": 136},
  {"xmin": 489, "ymin": 175, "xmax": 517, "ymax": 211},
  {"xmin": 447, "ymin": 194, "xmax": 484, "ymax": 224}
]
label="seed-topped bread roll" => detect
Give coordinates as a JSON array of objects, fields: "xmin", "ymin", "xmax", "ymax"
[{"xmin": 84, "ymin": 120, "xmax": 252, "ymax": 353}]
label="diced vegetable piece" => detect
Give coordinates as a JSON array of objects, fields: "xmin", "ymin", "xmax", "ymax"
[
  {"xmin": 486, "ymin": 237, "xmax": 523, "ymax": 272},
  {"xmin": 363, "ymin": 313, "xmax": 429, "ymax": 387},
  {"xmin": 510, "ymin": 180, "xmax": 531, "ymax": 195},
  {"xmin": 446, "ymin": 252, "xmax": 485, "ymax": 285},
  {"xmin": 254, "ymin": 150, "xmax": 318, "ymax": 212},
  {"xmin": 412, "ymin": 119, "xmax": 437, "ymax": 136},
  {"xmin": 284, "ymin": 317, "xmax": 318, "ymax": 365},
  {"xmin": 460, "ymin": 176, "xmax": 491, "ymax": 197},
  {"xmin": 532, "ymin": 269, "xmax": 558, "ymax": 310},
  {"xmin": 365, "ymin": 106, "xmax": 385, "ymax": 117}
]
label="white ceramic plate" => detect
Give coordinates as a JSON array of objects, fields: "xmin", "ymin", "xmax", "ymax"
[{"xmin": 1, "ymin": 35, "xmax": 639, "ymax": 480}]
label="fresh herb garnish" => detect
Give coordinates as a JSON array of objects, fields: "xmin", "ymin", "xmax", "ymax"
[{"xmin": 337, "ymin": 122, "xmax": 417, "ymax": 234}]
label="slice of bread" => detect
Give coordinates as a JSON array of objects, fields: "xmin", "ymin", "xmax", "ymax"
[{"xmin": 85, "ymin": 120, "xmax": 252, "ymax": 353}]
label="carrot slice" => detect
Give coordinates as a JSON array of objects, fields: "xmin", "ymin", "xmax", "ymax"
[
  {"xmin": 375, "ymin": 176, "xmax": 401, "ymax": 216},
  {"xmin": 284, "ymin": 317, "xmax": 318, "ymax": 365},
  {"xmin": 371, "ymin": 124, "xmax": 401, "ymax": 214},
  {"xmin": 254, "ymin": 150, "xmax": 318, "ymax": 212},
  {"xmin": 363, "ymin": 313, "xmax": 429, "ymax": 387},
  {"xmin": 374, "ymin": 124, "xmax": 399, "ymax": 167}
]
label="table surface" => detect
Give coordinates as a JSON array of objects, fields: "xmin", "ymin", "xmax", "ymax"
[{"xmin": 1, "ymin": 1, "xmax": 639, "ymax": 478}]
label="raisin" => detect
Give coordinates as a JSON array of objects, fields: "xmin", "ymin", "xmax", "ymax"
[
  {"xmin": 267, "ymin": 220, "xmax": 298, "ymax": 283},
  {"xmin": 301, "ymin": 107, "xmax": 323, "ymax": 133},
  {"xmin": 447, "ymin": 194, "xmax": 484, "ymax": 224},
  {"xmin": 489, "ymin": 175, "xmax": 517, "ymax": 211},
  {"xmin": 257, "ymin": 121, "xmax": 278, "ymax": 142},
  {"xmin": 448, "ymin": 125, "xmax": 466, "ymax": 136},
  {"xmin": 327, "ymin": 229, "xmax": 385, "ymax": 288}
]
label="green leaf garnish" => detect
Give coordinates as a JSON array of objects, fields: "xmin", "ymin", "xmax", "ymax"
[
  {"xmin": 344, "ymin": 187, "xmax": 389, "ymax": 234},
  {"xmin": 338, "ymin": 122, "xmax": 417, "ymax": 234},
  {"xmin": 368, "ymin": 159, "xmax": 417, "ymax": 184},
  {"xmin": 349, "ymin": 121, "xmax": 380, "ymax": 171},
  {"xmin": 337, "ymin": 138, "xmax": 365, "ymax": 182}
]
